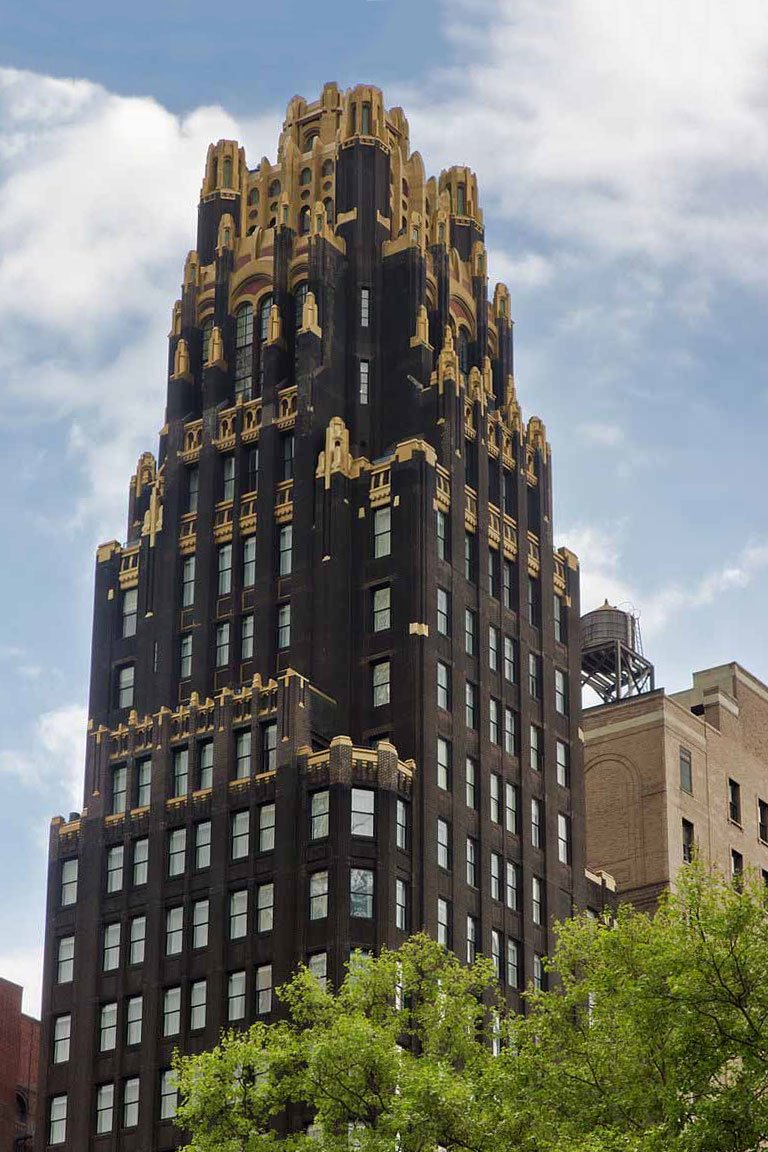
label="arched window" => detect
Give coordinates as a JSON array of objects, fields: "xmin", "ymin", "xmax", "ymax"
[
  {"xmin": 234, "ymin": 303, "xmax": 254, "ymax": 400},
  {"xmin": 361, "ymin": 102, "xmax": 372, "ymax": 135},
  {"xmin": 248, "ymin": 188, "xmax": 259, "ymax": 207},
  {"xmin": 322, "ymin": 159, "xmax": 334, "ymax": 177},
  {"xmin": 456, "ymin": 183, "xmax": 467, "ymax": 215},
  {"xmin": 211, "ymin": 157, "xmax": 218, "ymax": 187},
  {"xmin": 269, "ymin": 216, "xmax": 277, "ymax": 228},
  {"xmin": 299, "ymin": 167, "xmax": 312, "ymax": 186},
  {"xmin": 299, "ymin": 206, "xmax": 311, "ymax": 235},
  {"xmin": 457, "ymin": 328, "xmax": 470, "ymax": 378},
  {"xmin": 402, "ymin": 178, "xmax": 409, "ymax": 196},
  {"xmin": 304, "ymin": 131, "xmax": 319, "ymax": 150},
  {"xmin": 257, "ymin": 293, "xmax": 273, "ymax": 393},
  {"xmin": 201, "ymin": 316, "xmax": 213, "ymax": 365},
  {"xmin": 294, "ymin": 283, "xmax": 308, "ymax": 333},
  {"xmin": 268, "ymin": 179, "xmax": 281, "ymax": 198},
  {"xmin": 323, "ymin": 197, "xmax": 334, "ymax": 227},
  {"xmin": 222, "ymin": 157, "xmax": 233, "ymax": 187}
]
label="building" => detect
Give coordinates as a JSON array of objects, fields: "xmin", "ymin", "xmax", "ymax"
[
  {"xmin": 37, "ymin": 83, "xmax": 587, "ymax": 1150},
  {"xmin": 584, "ymin": 661, "xmax": 768, "ymax": 910},
  {"xmin": 0, "ymin": 977, "xmax": 39, "ymax": 1151}
]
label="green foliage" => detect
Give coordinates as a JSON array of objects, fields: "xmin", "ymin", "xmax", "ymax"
[{"xmin": 175, "ymin": 866, "xmax": 768, "ymax": 1152}]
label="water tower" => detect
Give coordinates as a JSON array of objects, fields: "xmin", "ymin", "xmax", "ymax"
[{"xmin": 580, "ymin": 601, "xmax": 655, "ymax": 703}]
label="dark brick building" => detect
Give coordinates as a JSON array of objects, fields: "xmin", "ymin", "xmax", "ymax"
[
  {"xmin": 0, "ymin": 978, "xmax": 39, "ymax": 1151},
  {"xmin": 37, "ymin": 83, "xmax": 589, "ymax": 1149}
]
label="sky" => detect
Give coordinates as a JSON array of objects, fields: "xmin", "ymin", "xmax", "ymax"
[{"xmin": 2, "ymin": 0, "xmax": 768, "ymax": 1014}]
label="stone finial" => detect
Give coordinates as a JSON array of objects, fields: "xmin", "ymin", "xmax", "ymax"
[
  {"xmin": 317, "ymin": 416, "xmax": 352, "ymax": 489},
  {"xmin": 299, "ymin": 290, "xmax": 322, "ymax": 338},
  {"xmin": 266, "ymin": 303, "xmax": 283, "ymax": 346},
  {"xmin": 410, "ymin": 304, "xmax": 432, "ymax": 350},
  {"xmin": 172, "ymin": 338, "xmax": 192, "ymax": 381}
]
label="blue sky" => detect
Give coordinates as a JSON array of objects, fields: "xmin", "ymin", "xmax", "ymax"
[{"xmin": 2, "ymin": 0, "xmax": 768, "ymax": 1012}]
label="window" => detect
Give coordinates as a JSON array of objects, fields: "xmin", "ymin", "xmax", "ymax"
[
  {"xmin": 505, "ymin": 782, "xmax": 519, "ymax": 834},
  {"xmin": 310, "ymin": 871, "xmax": 329, "ymax": 919},
  {"xmin": 187, "ymin": 466, "xmax": 199, "ymax": 514},
  {"xmin": 489, "ymin": 625, "xmax": 499, "ymax": 671},
  {"xmin": 464, "ymin": 532, "xmax": 476, "ymax": 582},
  {"xmin": 488, "ymin": 550, "xmax": 498, "ymax": 599},
  {"xmin": 109, "ymin": 768, "xmax": 126, "ymax": 822},
  {"xmin": 173, "ymin": 747, "xmax": 189, "ymax": 797},
  {"xmin": 436, "ymin": 508, "xmax": 448, "ymax": 560},
  {"xmin": 490, "ymin": 852, "xmax": 502, "ymax": 901},
  {"xmin": 465, "ymin": 757, "xmax": 478, "ymax": 809},
  {"xmin": 136, "ymin": 758, "xmax": 151, "ymax": 807},
  {"xmin": 504, "ymin": 708, "xmax": 516, "ymax": 756},
  {"xmin": 506, "ymin": 861, "xmax": 520, "ymax": 911},
  {"xmin": 122, "ymin": 587, "xmax": 138, "ymax": 638},
  {"xmin": 129, "ymin": 916, "xmax": 145, "ymax": 964},
  {"xmin": 396, "ymin": 798, "xmax": 408, "ymax": 849},
  {"xmin": 179, "ymin": 633, "xmax": 192, "ymax": 679},
  {"xmin": 247, "ymin": 445, "xmax": 259, "ymax": 492},
  {"xmin": 298, "ymin": 205, "xmax": 311, "ymax": 235},
  {"xmin": 229, "ymin": 813, "xmax": 250, "ymax": 864},
  {"xmin": 117, "ymin": 664, "xmax": 135, "ymax": 708},
  {"xmin": 531, "ymin": 798, "xmax": 543, "ymax": 849},
  {"xmin": 491, "ymin": 930, "xmax": 502, "ymax": 980},
  {"xmin": 165, "ymin": 907, "xmax": 183, "ymax": 955},
  {"xmin": 49, "ymin": 1095, "xmax": 67, "ymax": 1144},
  {"xmin": 437, "ymin": 661, "xmax": 451, "ymax": 710},
  {"xmin": 222, "ymin": 456, "xmax": 235, "ymax": 502},
  {"xmin": 437, "ymin": 588, "xmax": 450, "ymax": 635},
  {"xmin": 241, "ymin": 614, "xmax": 254, "ymax": 661},
  {"xmin": 350, "ymin": 868, "xmax": 374, "ymax": 918},
  {"xmin": 437, "ymin": 897, "xmax": 451, "ymax": 946},
  {"xmin": 195, "ymin": 821, "xmax": 211, "ymax": 869},
  {"xmin": 532, "ymin": 876, "xmax": 544, "ymax": 925},
  {"xmin": 216, "ymin": 621, "xmax": 231, "ymax": 667},
  {"xmin": 262, "ymin": 723, "xmax": 277, "ymax": 769},
  {"xmin": 465, "ymin": 608, "xmax": 476, "ymax": 655},
  {"xmin": 168, "ymin": 828, "xmax": 186, "ymax": 878},
  {"xmin": 527, "ymin": 578, "xmax": 541, "ymax": 628},
  {"xmin": 311, "ymin": 791, "xmax": 329, "ymax": 840},
  {"xmin": 132, "ymin": 834, "xmax": 148, "ymax": 884},
  {"xmin": 680, "ymin": 748, "xmax": 693, "ymax": 794},
  {"xmin": 728, "ymin": 778, "xmax": 742, "ymax": 825},
  {"xmin": 360, "ymin": 287, "xmax": 371, "ymax": 327},
  {"xmin": 106, "ymin": 845, "xmax": 124, "ymax": 894},
  {"xmin": 278, "ymin": 525, "xmax": 293, "ymax": 576},
  {"xmin": 466, "ymin": 836, "xmax": 478, "ymax": 887},
  {"xmin": 258, "ymin": 802, "xmax": 275, "ymax": 852},
  {"xmin": 230, "ymin": 890, "xmax": 248, "ymax": 938},
  {"xmin": 555, "ymin": 669, "xmax": 568, "ymax": 715},
  {"xmin": 236, "ymin": 730, "xmax": 252, "ymax": 778},
  {"xmin": 528, "ymin": 653, "xmax": 542, "ymax": 699},
  {"xmin": 256, "ymin": 964, "xmax": 273, "ymax": 1014},
  {"xmin": 99, "ymin": 1002, "xmax": 117, "ymax": 1051},
  {"xmin": 243, "ymin": 536, "xmax": 256, "ymax": 587},
  {"xmin": 502, "ymin": 560, "xmax": 514, "ymax": 609},
  {"xmin": 503, "ymin": 636, "xmax": 516, "ymax": 682},
  {"xmin": 533, "ymin": 954, "xmax": 545, "ymax": 991},
  {"xmin": 465, "ymin": 681, "xmax": 477, "ymax": 729},
  {"xmin": 359, "ymin": 359, "xmax": 370, "ymax": 403},
  {"xmin": 163, "ymin": 988, "xmax": 181, "ymax": 1037},
  {"xmin": 372, "ymin": 659, "xmax": 391, "ymax": 707},
  {"xmin": 437, "ymin": 818, "xmax": 450, "ymax": 870},
  {"xmin": 682, "ymin": 819, "xmax": 695, "ymax": 864},
  {"xmin": 218, "ymin": 543, "xmax": 233, "ymax": 595},
  {"xmin": 530, "ymin": 725, "xmax": 543, "ymax": 772},
  {"xmin": 556, "ymin": 740, "xmax": 570, "ymax": 788},
  {"xmin": 437, "ymin": 737, "xmax": 452, "ymax": 791},
  {"xmin": 489, "ymin": 697, "xmax": 500, "ymax": 744},
  {"xmin": 368, "ymin": 586, "xmax": 391, "ymax": 636},
  {"xmin": 201, "ymin": 315, "xmax": 213, "ymax": 363},
  {"xmin": 760, "ymin": 800, "xmax": 768, "ymax": 844},
  {"xmin": 558, "ymin": 813, "xmax": 571, "ymax": 864},
  {"xmin": 554, "ymin": 594, "xmax": 566, "ymax": 644},
  {"xmin": 96, "ymin": 1084, "xmax": 114, "ymax": 1134},
  {"xmin": 57, "ymin": 936, "xmax": 74, "ymax": 983},
  {"xmin": 351, "ymin": 789, "xmax": 375, "ymax": 837},
  {"xmin": 466, "ymin": 915, "xmax": 477, "ymax": 964},
  {"xmin": 396, "ymin": 878, "xmax": 408, "ymax": 931},
  {"xmin": 160, "ymin": 1070, "xmax": 178, "ymax": 1120},
  {"xmin": 277, "ymin": 603, "xmax": 291, "ymax": 649},
  {"xmin": 234, "ymin": 303, "xmax": 254, "ymax": 399},
  {"xmin": 192, "ymin": 899, "xmax": 209, "ymax": 949},
  {"xmin": 308, "ymin": 952, "xmax": 327, "ymax": 988},
  {"xmin": 373, "ymin": 507, "xmax": 391, "ymax": 557},
  {"xmin": 257, "ymin": 882, "xmax": 274, "ymax": 932},
  {"xmin": 490, "ymin": 773, "xmax": 501, "ymax": 823},
  {"xmin": 53, "ymin": 1014, "xmax": 71, "ymax": 1064},
  {"xmin": 123, "ymin": 1077, "xmax": 140, "ymax": 1128},
  {"xmin": 507, "ymin": 939, "xmax": 521, "ymax": 989},
  {"xmin": 281, "ymin": 432, "xmax": 295, "ymax": 482},
  {"xmin": 198, "ymin": 741, "xmax": 213, "ymax": 790},
  {"xmin": 126, "ymin": 996, "xmax": 142, "ymax": 1046},
  {"xmin": 361, "ymin": 101, "xmax": 372, "ymax": 134},
  {"xmin": 103, "ymin": 923, "xmax": 120, "ymax": 971}
]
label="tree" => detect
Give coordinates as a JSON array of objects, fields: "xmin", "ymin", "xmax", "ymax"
[{"xmin": 174, "ymin": 866, "xmax": 768, "ymax": 1152}]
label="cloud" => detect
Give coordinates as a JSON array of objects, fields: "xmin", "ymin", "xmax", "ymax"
[
  {"xmin": 578, "ymin": 422, "xmax": 624, "ymax": 447},
  {"xmin": 0, "ymin": 703, "xmax": 87, "ymax": 814}
]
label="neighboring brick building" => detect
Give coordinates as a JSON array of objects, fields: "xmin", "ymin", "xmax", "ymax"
[
  {"xmin": 0, "ymin": 978, "xmax": 39, "ymax": 1151},
  {"xmin": 583, "ymin": 662, "xmax": 768, "ymax": 910}
]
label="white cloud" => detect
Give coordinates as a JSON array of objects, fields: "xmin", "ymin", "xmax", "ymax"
[
  {"xmin": 0, "ymin": 703, "xmax": 87, "ymax": 814},
  {"xmin": 578, "ymin": 422, "xmax": 624, "ymax": 447}
]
